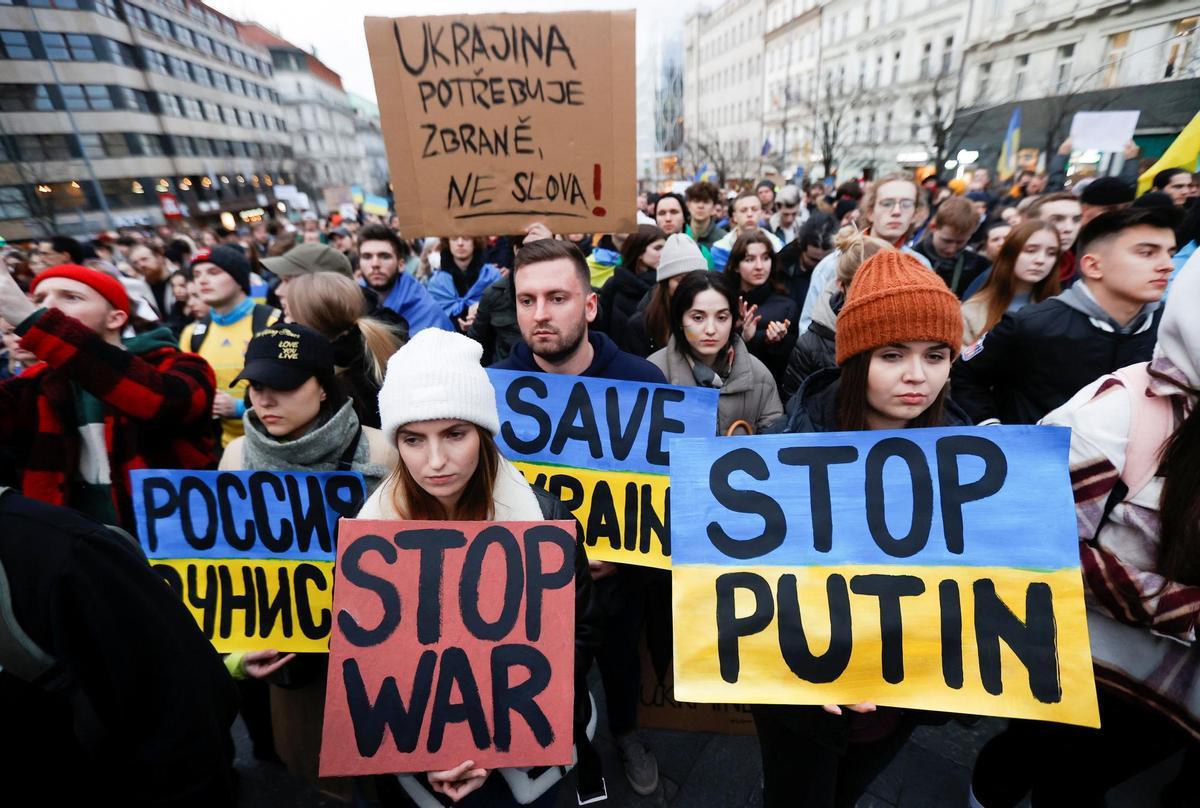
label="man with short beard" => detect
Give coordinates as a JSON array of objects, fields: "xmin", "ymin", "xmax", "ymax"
[
  {"xmin": 356, "ymin": 224, "xmax": 452, "ymax": 334},
  {"xmin": 128, "ymin": 243, "xmax": 176, "ymax": 316},
  {"xmin": 493, "ymin": 237, "xmax": 666, "ymax": 797}
]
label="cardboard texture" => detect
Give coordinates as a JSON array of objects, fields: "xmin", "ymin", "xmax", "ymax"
[
  {"xmin": 669, "ymin": 426, "xmax": 1101, "ymax": 728},
  {"xmin": 320, "ymin": 519, "xmax": 577, "ymax": 776},
  {"xmin": 364, "ymin": 12, "xmax": 636, "ymax": 237}
]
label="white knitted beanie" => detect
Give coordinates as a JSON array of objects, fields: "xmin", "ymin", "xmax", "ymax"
[
  {"xmin": 378, "ymin": 329, "xmax": 500, "ymax": 445},
  {"xmin": 655, "ymin": 233, "xmax": 708, "ymax": 282}
]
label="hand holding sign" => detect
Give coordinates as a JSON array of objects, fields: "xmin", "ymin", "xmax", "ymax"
[{"xmin": 428, "ymin": 761, "xmax": 491, "ymax": 802}]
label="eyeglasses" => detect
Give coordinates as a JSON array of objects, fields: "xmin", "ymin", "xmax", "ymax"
[{"xmin": 877, "ymin": 199, "xmax": 916, "ymax": 211}]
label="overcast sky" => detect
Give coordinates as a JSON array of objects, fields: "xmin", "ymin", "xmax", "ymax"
[{"xmin": 207, "ymin": 1, "xmax": 704, "ymax": 101}]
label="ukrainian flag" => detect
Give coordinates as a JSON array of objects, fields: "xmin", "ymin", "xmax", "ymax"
[
  {"xmin": 997, "ymin": 107, "xmax": 1021, "ymax": 181},
  {"xmin": 1137, "ymin": 110, "xmax": 1200, "ymax": 195}
]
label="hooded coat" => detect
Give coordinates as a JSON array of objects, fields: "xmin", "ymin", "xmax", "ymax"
[
  {"xmin": 648, "ymin": 335, "xmax": 783, "ymax": 434},
  {"xmin": 950, "ymin": 282, "xmax": 1161, "ymax": 424}
]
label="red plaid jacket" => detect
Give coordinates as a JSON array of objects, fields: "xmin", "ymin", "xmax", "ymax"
[{"xmin": 0, "ymin": 307, "xmax": 217, "ymax": 527}]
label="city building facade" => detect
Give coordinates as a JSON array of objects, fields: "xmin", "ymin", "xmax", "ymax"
[
  {"xmin": 348, "ymin": 92, "xmax": 388, "ymax": 198},
  {"xmin": 0, "ymin": 0, "xmax": 293, "ymax": 241},
  {"xmin": 237, "ymin": 22, "xmax": 363, "ymax": 209}
]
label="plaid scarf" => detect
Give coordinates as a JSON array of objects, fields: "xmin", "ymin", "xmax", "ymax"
[{"xmin": 70, "ymin": 382, "xmax": 117, "ymax": 524}]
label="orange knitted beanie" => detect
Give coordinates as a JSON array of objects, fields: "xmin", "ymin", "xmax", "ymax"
[{"xmin": 835, "ymin": 250, "xmax": 963, "ymax": 365}]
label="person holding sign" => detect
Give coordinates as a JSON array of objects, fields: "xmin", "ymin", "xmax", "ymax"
[
  {"xmin": 494, "ymin": 237, "xmax": 667, "ymax": 796},
  {"xmin": 429, "ymin": 237, "xmax": 503, "ymax": 331},
  {"xmin": 760, "ymin": 249, "xmax": 970, "ymax": 808},
  {"xmin": 0, "ymin": 263, "xmax": 217, "ymax": 529},
  {"xmin": 648, "ymin": 271, "xmax": 782, "ymax": 435},
  {"xmin": 970, "ymin": 257, "xmax": 1200, "ymax": 807},
  {"xmin": 357, "ymin": 327, "xmax": 602, "ymax": 806},
  {"xmin": 723, "ymin": 232, "xmax": 798, "ymax": 387},
  {"xmin": 216, "ymin": 323, "xmax": 397, "ymax": 789}
]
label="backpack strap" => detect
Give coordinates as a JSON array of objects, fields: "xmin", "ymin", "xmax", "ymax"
[
  {"xmin": 1113, "ymin": 362, "xmax": 1175, "ymax": 496},
  {"xmin": 336, "ymin": 427, "xmax": 363, "ymax": 471},
  {"xmin": 188, "ymin": 313, "xmax": 213, "ymax": 353},
  {"xmin": 250, "ymin": 304, "xmax": 279, "ymax": 336}
]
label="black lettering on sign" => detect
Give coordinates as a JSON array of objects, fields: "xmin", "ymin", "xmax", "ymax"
[
  {"xmin": 179, "ymin": 475, "xmax": 217, "ymax": 551},
  {"xmin": 154, "ymin": 562, "xmax": 183, "ymax": 596},
  {"xmin": 640, "ymin": 485, "xmax": 668, "ymax": 556},
  {"xmin": 864, "ymin": 438, "xmax": 934, "ymax": 558},
  {"xmin": 551, "ymin": 383, "xmax": 603, "ymax": 460},
  {"xmin": 501, "ymin": 376, "xmax": 551, "ymax": 454},
  {"xmin": 647, "ymin": 387, "xmax": 686, "ymax": 466},
  {"xmin": 523, "ymin": 524, "xmax": 575, "ymax": 642},
  {"xmin": 256, "ymin": 565, "xmax": 294, "ymax": 639},
  {"xmin": 337, "ymin": 534, "xmax": 401, "ymax": 648},
  {"xmin": 186, "ymin": 563, "xmax": 218, "ymax": 636},
  {"xmin": 606, "ymin": 385, "xmax": 647, "ymax": 461},
  {"xmin": 295, "ymin": 562, "xmax": 332, "ymax": 639},
  {"xmin": 394, "ymin": 528, "xmax": 469, "ymax": 645},
  {"xmin": 491, "ymin": 644, "xmax": 554, "ymax": 751},
  {"xmin": 217, "ymin": 473, "xmax": 250, "ymax": 548},
  {"xmin": 426, "ymin": 647, "xmax": 490, "ymax": 754},
  {"xmin": 939, "ymin": 580, "xmax": 964, "ymax": 689},
  {"xmin": 141, "ymin": 476, "xmax": 179, "ymax": 552},
  {"xmin": 447, "ymin": 172, "xmax": 496, "ymax": 210},
  {"xmin": 715, "ymin": 571, "xmax": 774, "ymax": 683},
  {"xmin": 218, "ymin": 564, "xmax": 256, "ymax": 640},
  {"xmin": 287, "ymin": 474, "xmax": 329, "ymax": 554},
  {"xmin": 936, "ymin": 436, "xmax": 1008, "ymax": 555},
  {"xmin": 777, "ymin": 573, "xmax": 852, "ymax": 684},
  {"xmin": 973, "ymin": 579, "xmax": 1062, "ymax": 703},
  {"xmin": 344, "ymin": 651, "xmax": 436, "ymax": 756},
  {"xmin": 459, "ymin": 526, "xmax": 523, "ymax": 641},
  {"xmin": 708, "ymin": 448, "xmax": 786, "ymax": 560},
  {"xmin": 249, "ymin": 471, "xmax": 289, "ymax": 553},
  {"xmin": 587, "ymin": 480, "xmax": 620, "ymax": 551},
  {"xmin": 777, "ymin": 445, "xmax": 859, "ymax": 552},
  {"xmin": 396, "ymin": 21, "xmax": 577, "ymax": 77},
  {"xmin": 848, "ymin": 574, "xmax": 925, "ymax": 684},
  {"xmin": 326, "ymin": 474, "xmax": 369, "ymax": 523}
]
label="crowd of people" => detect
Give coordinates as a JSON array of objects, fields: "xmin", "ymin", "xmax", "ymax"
[{"xmin": 1, "ymin": 155, "xmax": 1198, "ymax": 807}]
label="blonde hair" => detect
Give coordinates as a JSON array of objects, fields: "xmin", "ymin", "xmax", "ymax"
[
  {"xmin": 285, "ymin": 272, "xmax": 404, "ymax": 383},
  {"xmin": 833, "ymin": 226, "xmax": 894, "ymax": 287}
]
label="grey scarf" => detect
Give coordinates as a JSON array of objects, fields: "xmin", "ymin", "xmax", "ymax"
[{"xmin": 240, "ymin": 400, "xmax": 389, "ymax": 494}]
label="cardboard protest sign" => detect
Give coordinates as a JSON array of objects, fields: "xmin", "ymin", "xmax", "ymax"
[
  {"xmin": 130, "ymin": 469, "xmax": 368, "ymax": 653},
  {"xmin": 320, "ymin": 519, "xmax": 577, "ymax": 776},
  {"xmin": 363, "ymin": 12, "xmax": 636, "ymax": 237},
  {"xmin": 669, "ymin": 426, "xmax": 1100, "ymax": 727},
  {"xmin": 488, "ymin": 369, "xmax": 719, "ymax": 569}
]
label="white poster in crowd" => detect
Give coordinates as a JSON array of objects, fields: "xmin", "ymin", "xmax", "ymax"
[{"xmin": 1068, "ymin": 111, "xmax": 1140, "ymax": 154}]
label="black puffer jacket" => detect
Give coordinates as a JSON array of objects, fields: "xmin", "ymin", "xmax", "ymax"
[
  {"xmin": 598, "ymin": 266, "xmax": 656, "ymax": 338},
  {"xmin": 740, "ymin": 282, "xmax": 799, "ymax": 386},
  {"xmin": 780, "ymin": 289, "xmax": 844, "ymax": 404},
  {"xmin": 467, "ymin": 272, "xmax": 521, "ymax": 366},
  {"xmin": 910, "ymin": 236, "xmax": 992, "ymax": 299},
  {"xmin": 950, "ymin": 298, "xmax": 1161, "ymax": 425}
]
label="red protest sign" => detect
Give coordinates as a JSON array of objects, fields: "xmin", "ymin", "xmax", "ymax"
[{"xmin": 320, "ymin": 520, "xmax": 577, "ymax": 776}]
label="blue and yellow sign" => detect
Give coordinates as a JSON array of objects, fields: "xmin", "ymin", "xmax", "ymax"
[
  {"xmin": 669, "ymin": 426, "xmax": 1100, "ymax": 727},
  {"xmin": 130, "ymin": 469, "xmax": 368, "ymax": 652},
  {"xmin": 488, "ymin": 369, "xmax": 719, "ymax": 569}
]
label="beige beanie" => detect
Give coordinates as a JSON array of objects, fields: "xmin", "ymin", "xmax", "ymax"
[
  {"xmin": 655, "ymin": 233, "xmax": 708, "ymax": 282},
  {"xmin": 378, "ymin": 329, "xmax": 500, "ymax": 445}
]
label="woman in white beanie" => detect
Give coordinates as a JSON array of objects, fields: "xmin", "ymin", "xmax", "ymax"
[
  {"xmin": 625, "ymin": 232, "xmax": 709, "ymax": 357},
  {"xmin": 360, "ymin": 328, "xmax": 603, "ymax": 807}
]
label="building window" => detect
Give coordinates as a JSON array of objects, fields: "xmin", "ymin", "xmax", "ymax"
[
  {"xmin": 16, "ymin": 134, "xmax": 75, "ymax": 161},
  {"xmin": 125, "ymin": 5, "xmax": 148, "ymax": 29},
  {"xmin": 142, "ymin": 48, "xmax": 168, "ymax": 74},
  {"xmin": 942, "ymin": 36, "xmax": 954, "ymax": 75},
  {"xmin": 1165, "ymin": 17, "xmax": 1198, "ymax": 78},
  {"xmin": 91, "ymin": 0, "xmax": 120, "ymax": 17},
  {"xmin": 58, "ymin": 83, "xmax": 113, "ymax": 110},
  {"xmin": 168, "ymin": 55, "xmax": 190, "ymax": 79},
  {"xmin": 116, "ymin": 86, "xmax": 152, "ymax": 112},
  {"xmin": 194, "ymin": 34, "xmax": 212, "ymax": 56},
  {"xmin": 173, "ymin": 24, "xmax": 194, "ymax": 49},
  {"xmin": 157, "ymin": 92, "xmax": 181, "ymax": 117},
  {"xmin": 1054, "ymin": 44, "xmax": 1075, "ymax": 93},
  {"xmin": 1013, "ymin": 53, "xmax": 1029, "ymax": 96},
  {"xmin": 191, "ymin": 63, "xmax": 211, "ymax": 87},
  {"xmin": 201, "ymin": 99, "xmax": 220, "ymax": 121},
  {"xmin": 105, "ymin": 38, "xmax": 138, "ymax": 67},
  {"xmin": 1102, "ymin": 32, "xmax": 1129, "ymax": 88},
  {"xmin": 149, "ymin": 13, "xmax": 172, "ymax": 39},
  {"xmin": 180, "ymin": 96, "xmax": 202, "ymax": 119},
  {"xmin": 919, "ymin": 41, "xmax": 931, "ymax": 79},
  {"xmin": 101, "ymin": 132, "xmax": 130, "ymax": 156},
  {"xmin": 134, "ymin": 133, "xmax": 165, "ymax": 156},
  {"xmin": 892, "ymin": 50, "xmax": 900, "ymax": 83},
  {"xmin": 0, "ymin": 31, "xmax": 32, "ymax": 60},
  {"xmin": 77, "ymin": 133, "xmax": 106, "ymax": 159},
  {"xmin": 195, "ymin": 137, "xmax": 214, "ymax": 156},
  {"xmin": 0, "ymin": 83, "xmax": 54, "ymax": 111},
  {"xmin": 0, "ymin": 187, "xmax": 30, "ymax": 220},
  {"xmin": 977, "ymin": 62, "xmax": 991, "ymax": 102}
]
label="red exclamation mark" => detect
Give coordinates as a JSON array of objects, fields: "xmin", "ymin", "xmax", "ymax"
[{"xmin": 592, "ymin": 163, "xmax": 606, "ymax": 216}]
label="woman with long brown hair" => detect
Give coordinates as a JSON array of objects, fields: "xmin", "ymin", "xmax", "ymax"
[
  {"xmin": 284, "ymin": 271, "xmax": 405, "ymax": 429},
  {"xmin": 597, "ymin": 224, "xmax": 664, "ymax": 336},
  {"xmin": 722, "ymin": 231, "xmax": 798, "ymax": 385},
  {"xmin": 358, "ymin": 329, "xmax": 601, "ymax": 807},
  {"xmin": 960, "ymin": 220, "xmax": 1061, "ymax": 345}
]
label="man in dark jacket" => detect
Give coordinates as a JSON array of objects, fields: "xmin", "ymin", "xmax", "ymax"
[
  {"xmin": 0, "ymin": 264, "xmax": 216, "ymax": 527},
  {"xmin": 951, "ymin": 207, "xmax": 1177, "ymax": 424},
  {"xmin": 911, "ymin": 196, "xmax": 991, "ymax": 298},
  {"xmin": 0, "ymin": 488, "xmax": 238, "ymax": 805},
  {"xmin": 493, "ymin": 237, "xmax": 666, "ymax": 797}
]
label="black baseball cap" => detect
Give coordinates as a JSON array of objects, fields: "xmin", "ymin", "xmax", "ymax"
[{"xmin": 231, "ymin": 323, "xmax": 334, "ymax": 390}]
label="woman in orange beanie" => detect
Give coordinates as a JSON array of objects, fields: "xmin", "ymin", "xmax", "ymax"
[{"xmin": 756, "ymin": 249, "xmax": 972, "ymax": 807}]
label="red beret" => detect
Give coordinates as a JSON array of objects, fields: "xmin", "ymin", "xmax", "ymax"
[{"xmin": 31, "ymin": 264, "xmax": 132, "ymax": 315}]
